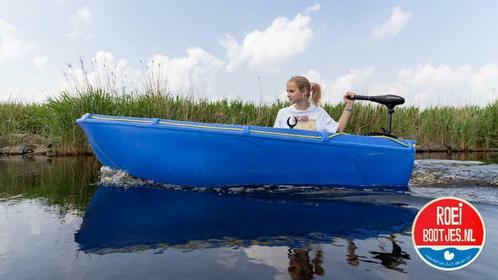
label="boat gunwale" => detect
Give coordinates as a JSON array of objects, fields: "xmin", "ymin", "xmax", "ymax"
[{"xmin": 77, "ymin": 114, "xmax": 415, "ymax": 152}]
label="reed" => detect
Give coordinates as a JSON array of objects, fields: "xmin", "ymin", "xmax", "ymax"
[{"xmin": 1, "ymin": 89, "xmax": 497, "ymax": 153}]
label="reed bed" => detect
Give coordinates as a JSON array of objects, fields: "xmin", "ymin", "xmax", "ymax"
[{"xmin": 1, "ymin": 89, "xmax": 497, "ymax": 153}]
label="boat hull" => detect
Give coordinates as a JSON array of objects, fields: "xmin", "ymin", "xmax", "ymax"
[{"xmin": 77, "ymin": 114, "xmax": 415, "ymax": 189}]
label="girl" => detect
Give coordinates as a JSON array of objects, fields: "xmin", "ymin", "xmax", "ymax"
[{"xmin": 273, "ymin": 76, "xmax": 355, "ymax": 133}]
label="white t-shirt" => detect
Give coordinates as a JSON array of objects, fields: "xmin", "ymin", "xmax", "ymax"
[{"xmin": 273, "ymin": 104, "xmax": 339, "ymax": 133}]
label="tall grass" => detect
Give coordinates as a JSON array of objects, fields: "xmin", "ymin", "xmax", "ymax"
[{"xmin": 1, "ymin": 89, "xmax": 496, "ymax": 153}]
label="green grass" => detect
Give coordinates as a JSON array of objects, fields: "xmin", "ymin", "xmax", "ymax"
[{"xmin": 1, "ymin": 89, "xmax": 497, "ymax": 153}]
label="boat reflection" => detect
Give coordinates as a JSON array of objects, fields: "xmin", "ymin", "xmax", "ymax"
[
  {"xmin": 75, "ymin": 185, "xmax": 416, "ymax": 278},
  {"xmin": 76, "ymin": 185, "xmax": 415, "ymax": 253}
]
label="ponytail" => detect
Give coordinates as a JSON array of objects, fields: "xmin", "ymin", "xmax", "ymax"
[{"xmin": 310, "ymin": 83, "xmax": 321, "ymax": 105}]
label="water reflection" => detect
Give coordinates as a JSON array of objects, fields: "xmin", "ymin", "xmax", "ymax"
[
  {"xmin": 287, "ymin": 247, "xmax": 324, "ymax": 280},
  {"xmin": 346, "ymin": 240, "xmax": 359, "ymax": 266},
  {"xmin": 416, "ymin": 151, "xmax": 498, "ymax": 164},
  {"xmin": 367, "ymin": 235, "xmax": 410, "ymax": 273},
  {"xmin": 0, "ymin": 156, "xmax": 99, "ymax": 213},
  {"xmin": 1, "ymin": 156, "xmax": 497, "ymax": 279},
  {"xmin": 75, "ymin": 185, "xmax": 417, "ymax": 277}
]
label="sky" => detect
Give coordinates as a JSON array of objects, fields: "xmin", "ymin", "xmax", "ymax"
[{"xmin": 1, "ymin": 0, "xmax": 498, "ymax": 107}]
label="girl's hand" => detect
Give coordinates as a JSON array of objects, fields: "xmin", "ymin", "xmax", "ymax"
[{"xmin": 344, "ymin": 91, "xmax": 356, "ymax": 107}]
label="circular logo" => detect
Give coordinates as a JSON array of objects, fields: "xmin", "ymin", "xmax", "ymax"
[{"xmin": 412, "ymin": 197, "xmax": 486, "ymax": 271}]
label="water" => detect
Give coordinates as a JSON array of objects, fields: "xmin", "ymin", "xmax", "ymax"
[{"xmin": 0, "ymin": 155, "xmax": 497, "ymax": 280}]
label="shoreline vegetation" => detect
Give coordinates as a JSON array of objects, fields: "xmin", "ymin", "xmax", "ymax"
[{"xmin": 1, "ymin": 90, "xmax": 497, "ymax": 156}]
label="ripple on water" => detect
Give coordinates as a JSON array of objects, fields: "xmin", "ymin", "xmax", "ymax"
[
  {"xmin": 409, "ymin": 159, "xmax": 498, "ymax": 205},
  {"xmin": 98, "ymin": 159, "xmax": 498, "ymax": 205},
  {"xmin": 410, "ymin": 159, "xmax": 498, "ymax": 187}
]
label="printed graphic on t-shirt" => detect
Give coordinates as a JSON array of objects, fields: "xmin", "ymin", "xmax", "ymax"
[
  {"xmin": 292, "ymin": 115, "xmax": 317, "ymax": 131},
  {"xmin": 295, "ymin": 120, "xmax": 317, "ymax": 130}
]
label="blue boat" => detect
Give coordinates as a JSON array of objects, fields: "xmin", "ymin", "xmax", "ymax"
[{"xmin": 76, "ymin": 95, "xmax": 415, "ymax": 189}]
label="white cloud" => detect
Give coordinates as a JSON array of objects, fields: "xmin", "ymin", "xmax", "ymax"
[
  {"xmin": 355, "ymin": 64, "xmax": 474, "ymax": 107},
  {"xmin": 34, "ymin": 55, "xmax": 48, "ymax": 71},
  {"xmin": 219, "ymin": 5, "xmax": 319, "ymax": 71},
  {"xmin": 304, "ymin": 3, "xmax": 321, "ymax": 14},
  {"xmin": 301, "ymin": 67, "xmax": 374, "ymax": 104},
  {"xmin": 0, "ymin": 36, "xmax": 24, "ymax": 60},
  {"xmin": 389, "ymin": 64, "xmax": 498, "ymax": 107},
  {"xmin": 61, "ymin": 48, "xmax": 225, "ymax": 97},
  {"xmin": 329, "ymin": 67, "xmax": 374, "ymax": 100},
  {"xmin": 469, "ymin": 64, "xmax": 498, "ymax": 102},
  {"xmin": 0, "ymin": 18, "xmax": 31, "ymax": 61},
  {"xmin": 306, "ymin": 64, "xmax": 498, "ymax": 108},
  {"xmin": 61, "ymin": 50, "xmax": 134, "ymax": 93},
  {"xmin": 65, "ymin": 6, "xmax": 93, "ymax": 39},
  {"xmin": 372, "ymin": 7, "xmax": 411, "ymax": 39},
  {"xmin": 146, "ymin": 47, "xmax": 225, "ymax": 95},
  {"xmin": 0, "ymin": 18, "xmax": 17, "ymax": 33},
  {"xmin": 76, "ymin": 7, "xmax": 92, "ymax": 23},
  {"xmin": 1, "ymin": 86, "xmax": 54, "ymax": 103},
  {"xmin": 91, "ymin": 51, "xmax": 131, "ymax": 81}
]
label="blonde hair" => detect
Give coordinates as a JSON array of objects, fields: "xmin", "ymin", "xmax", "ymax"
[{"xmin": 289, "ymin": 76, "xmax": 322, "ymax": 105}]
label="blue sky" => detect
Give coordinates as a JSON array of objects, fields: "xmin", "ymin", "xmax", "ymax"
[{"xmin": 1, "ymin": 0, "xmax": 498, "ymax": 107}]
